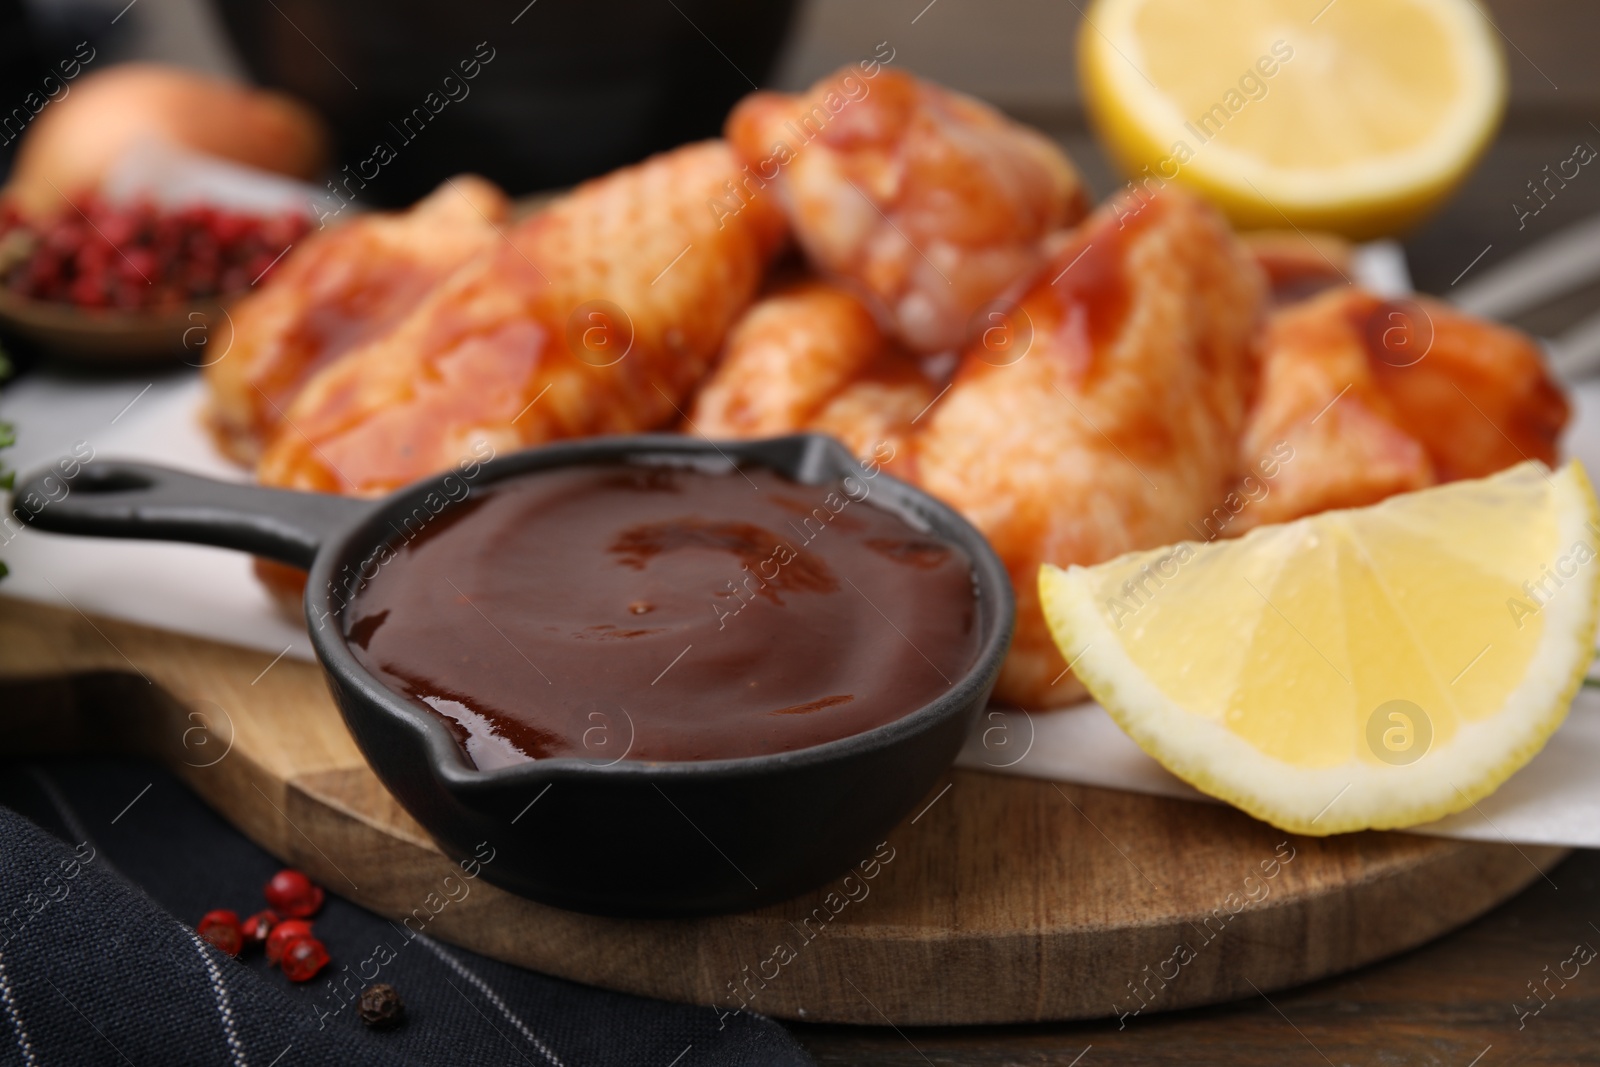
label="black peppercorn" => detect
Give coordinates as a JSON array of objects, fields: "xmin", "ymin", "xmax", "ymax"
[{"xmin": 357, "ymin": 983, "xmax": 405, "ymax": 1030}]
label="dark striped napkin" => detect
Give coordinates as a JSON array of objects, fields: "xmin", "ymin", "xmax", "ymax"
[{"xmin": 0, "ymin": 758, "xmax": 813, "ymax": 1067}]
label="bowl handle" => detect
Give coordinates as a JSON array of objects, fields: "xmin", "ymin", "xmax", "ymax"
[{"xmin": 10, "ymin": 459, "xmax": 370, "ymax": 569}]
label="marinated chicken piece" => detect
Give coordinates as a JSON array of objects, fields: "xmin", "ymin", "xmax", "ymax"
[
  {"xmin": 1236, "ymin": 287, "xmax": 1567, "ymax": 530},
  {"xmin": 726, "ymin": 67, "xmax": 1089, "ymax": 354},
  {"xmin": 205, "ymin": 176, "xmax": 510, "ymax": 463},
  {"xmin": 1367, "ymin": 294, "xmax": 1567, "ymax": 480},
  {"xmin": 1240, "ymin": 229, "xmax": 1353, "ymax": 306},
  {"xmin": 806, "ymin": 371, "xmax": 931, "ymax": 472},
  {"xmin": 256, "ymin": 141, "xmax": 786, "ymax": 495},
  {"xmin": 911, "ymin": 187, "xmax": 1267, "ymax": 708},
  {"xmin": 1234, "ymin": 289, "xmax": 1435, "ymax": 529},
  {"xmin": 688, "ymin": 279, "xmax": 933, "ymax": 463}
]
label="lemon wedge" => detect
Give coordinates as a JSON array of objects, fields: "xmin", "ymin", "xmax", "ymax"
[
  {"xmin": 1078, "ymin": 0, "xmax": 1507, "ymax": 238},
  {"xmin": 1039, "ymin": 461, "xmax": 1600, "ymax": 835}
]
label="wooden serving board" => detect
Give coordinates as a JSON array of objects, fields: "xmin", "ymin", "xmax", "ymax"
[{"xmin": 0, "ymin": 594, "xmax": 1565, "ymax": 1025}]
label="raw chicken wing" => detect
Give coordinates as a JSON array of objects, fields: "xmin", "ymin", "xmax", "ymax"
[
  {"xmin": 688, "ymin": 279, "xmax": 933, "ymax": 464},
  {"xmin": 912, "ymin": 187, "xmax": 1266, "ymax": 708},
  {"xmin": 205, "ymin": 176, "xmax": 510, "ymax": 463},
  {"xmin": 1236, "ymin": 287, "xmax": 1567, "ymax": 529},
  {"xmin": 726, "ymin": 67, "xmax": 1088, "ymax": 354},
  {"xmin": 1368, "ymin": 293, "xmax": 1567, "ymax": 480},
  {"xmin": 256, "ymin": 142, "xmax": 786, "ymax": 495}
]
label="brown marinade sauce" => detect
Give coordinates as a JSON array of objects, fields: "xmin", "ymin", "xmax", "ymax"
[{"xmin": 346, "ymin": 462, "xmax": 979, "ymax": 768}]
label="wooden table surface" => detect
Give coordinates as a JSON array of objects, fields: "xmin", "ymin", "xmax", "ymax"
[
  {"xmin": 770, "ymin": 1, "xmax": 1600, "ymax": 1061},
  {"xmin": 793, "ymin": 850, "xmax": 1600, "ymax": 1065}
]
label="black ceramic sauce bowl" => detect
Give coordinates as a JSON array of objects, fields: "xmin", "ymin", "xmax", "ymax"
[{"xmin": 14, "ymin": 434, "xmax": 1014, "ymax": 916}]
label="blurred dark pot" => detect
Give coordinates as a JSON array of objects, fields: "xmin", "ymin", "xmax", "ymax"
[{"xmin": 213, "ymin": 0, "xmax": 797, "ymax": 203}]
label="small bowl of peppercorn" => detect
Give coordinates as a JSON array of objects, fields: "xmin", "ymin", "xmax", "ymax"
[{"xmin": 0, "ymin": 192, "xmax": 312, "ymax": 364}]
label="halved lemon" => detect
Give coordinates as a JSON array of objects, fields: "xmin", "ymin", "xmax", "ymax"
[
  {"xmin": 1078, "ymin": 0, "xmax": 1507, "ymax": 238},
  {"xmin": 1039, "ymin": 461, "xmax": 1600, "ymax": 835}
]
